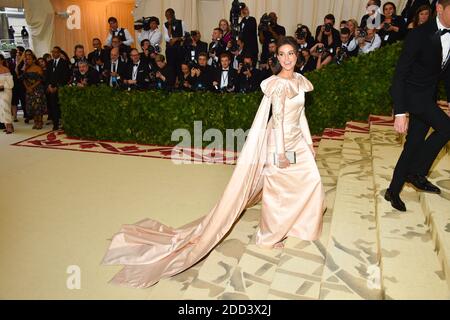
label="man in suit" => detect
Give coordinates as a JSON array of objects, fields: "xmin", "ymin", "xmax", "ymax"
[
  {"xmin": 88, "ymin": 38, "xmax": 110, "ymax": 67},
  {"xmin": 46, "ymin": 46, "xmax": 71, "ymax": 131},
  {"xmin": 386, "ymin": 0, "xmax": 450, "ymax": 212},
  {"xmin": 402, "ymin": 0, "xmax": 432, "ymax": 25},
  {"xmin": 212, "ymin": 53, "xmax": 238, "ymax": 93},
  {"xmin": 70, "ymin": 59, "xmax": 100, "ymax": 87},
  {"xmin": 190, "ymin": 52, "xmax": 214, "ymax": 91},
  {"xmin": 239, "ymin": 5, "xmax": 259, "ymax": 64},
  {"xmin": 123, "ymin": 48, "xmax": 151, "ymax": 90},
  {"xmin": 104, "ymin": 47, "xmax": 127, "ymax": 88},
  {"xmin": 208, "ymin": 28, "xmax": 226, "ymax": 69},
  {"xmin": 237, "ymin": 54, "xmax": 262, "ymax": 93},
  {"xmin": 163, "ymin": 8, "xmax": 188, "ymax": 75}
]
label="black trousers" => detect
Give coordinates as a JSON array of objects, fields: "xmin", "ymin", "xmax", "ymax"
[
  {"xmin": 389, "ymin": 104, "xmax": 450, "ymax": 194},
  {"xmin": 47, "ymin": 91, "xmax": 61, "ymax": 129}
]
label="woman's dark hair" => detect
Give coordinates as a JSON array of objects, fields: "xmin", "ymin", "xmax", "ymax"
[
  {"xmin": 412, "ymin": 5, "xmax": 432, "ymax": 28},
  {"xmin": 273, "ymin": 36, "xmax": 299, "ymax": 75},
  {"xmin": 383, "ymin": 2, "xmax": 397, "ymax": 16}
]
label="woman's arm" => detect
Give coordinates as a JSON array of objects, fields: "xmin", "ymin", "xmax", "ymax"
[{"xmin": 271, "ymin": 82, "xmax": 287, "ymax": 156}]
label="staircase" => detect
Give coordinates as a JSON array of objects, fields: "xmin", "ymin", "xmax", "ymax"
[{"xmin": 147, "ymin": 107, "xmax": 450, "ymax": 300}]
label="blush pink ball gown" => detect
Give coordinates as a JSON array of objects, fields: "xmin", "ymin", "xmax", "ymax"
[{"xmin": 102, "ymin": 73, "xmax": 326, "ymax": 288}]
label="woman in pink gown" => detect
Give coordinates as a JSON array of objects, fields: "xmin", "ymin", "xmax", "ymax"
[{"xmin": 102, "ymin": 36, "xmax": 325, "ymax": 288}]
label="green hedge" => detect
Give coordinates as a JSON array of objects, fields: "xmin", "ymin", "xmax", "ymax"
[{"xmin": 61, "ymin": 42, "xmax": 413, "ymax": 147}]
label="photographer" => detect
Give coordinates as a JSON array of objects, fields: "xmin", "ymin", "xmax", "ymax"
[
  {"xmin": 137, "ymin": 16, "xmax": 162, "ymax": 49},
  {"xmin": 111, "ymin": 36, "xmax": 130, "ymax": 64},
  {"xmin": 154, "ymin": 54, "xmax": 175, "ymax": 90},
  {"xmin": 295, "ymin": 25, "xmax": 316, "ymax": 50},
  {"xmin": 176, "ymin": 62, "xmax": 193, "ymax": 91},
  {"xmin": 208, "ymin": 28, "xmax": 226, "ymax": 69},
  {"xmin": 315, "ymin": 14, "xmax": 341, "ymax": 52},
  {"xmin": 182, "ymin": 30, "xmax": 208, "ymax": 64},
  {"xmin": 231, "ymin": 37, "xmax": 246, "ymax": 70},
  {"xmin": 259, "ymin": 39, "xmax": 277, "ymax": 79},
  {"xmin": 339, "ymin": 27, "xmax": 358, "ymax": 58},
  {"xmin": 88, "ymin": 38, "xmax": 110, "ymax": 67},
  {"xmin": 105, "ymin": 47, "xmax": 127, "ymax": 88},
  {"xmin": 163, "ymin": 8, "xmax": 188, "ymax": 75},
  {"xmin": 106, "ymin": 17, "xmax": 134, "ymax": 48},
  {"xmin": 310, "ymin": 43, "xmax": 333, "ymax": 70},
  {"xmin": 237, "ymin": 54, "xmax": 261, "ymax": 93},
  {"xmin": 123, "ymin": 49, "xmax": 151, "ymax": 90},
  {"xmin": 357, "ymin": 27, "xmax": 381, "ymax": 54},
  {"xmin": 378, "ymin": 2, "xmax": 406, "ymax": 46},
  {"xmin": 140, "ymin": 39, "xmax": 158, "ymax": 71},
  {"xmin": 70, "ymin": 59, "xmax": 100, "ymax": 87},
  {"xmin": 239, "ymin": 5, "xmax": 259, "ymax": 64},
  {"xmin": 296, "ymin": 48, "xmax": 316, "ymax": 75},
  {"xmin": 213, "ymin": 53, "xmax": 237, "ymax": 93},
  {"xmin": 258, "ymin": 12, "xmax": 286, "ymax": 64},
  {"xmin": 190, "ymin": 52, "xmax": 214, "ymax": 91}
]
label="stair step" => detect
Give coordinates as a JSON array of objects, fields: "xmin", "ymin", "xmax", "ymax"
[
  {"xmin": 266, "ymin": 136, "xmax": 344, "ymax": 300},
  {"xmin": 370, "ymin": 123, "xmax": 449, "ymax": 299},
  {"xmin": 421, "ymin": 151, "xmax": 450, "ymax": 291},
  {"xmin": 319, "ymin": 129, "xmax": 383, "ymax": 300}
]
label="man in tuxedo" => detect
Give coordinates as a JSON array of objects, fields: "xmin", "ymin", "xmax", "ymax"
[
  {"xmin": 123, "ymin": 49, "xmax": 151, "ymax": 90},
  {"xmin": 239, "ymin": 5, "xmax": 259, "ymax": 64},
  {"xmin": 212, "ymin": 53, "xmax": 238, "ymax": 93},
  {"xmin": 88, "ymin": 38, "xmax": 110, "ymax": 67},
  {"xmin": 402, "ymin": 0, "xmax": 432, "ymax": 25},
  {"xmin": 386, "ymin": 0, "xmax": 450, "ymax": 212},
  {"xmin": 46, "ymin": 46, "xmax": 71, "ymax": 131},
  {"xmin": 105, "ymin": 47, "xmax": 127, "ymax": 88}
]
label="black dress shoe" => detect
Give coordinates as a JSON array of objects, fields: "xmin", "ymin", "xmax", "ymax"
[
  {"xmin": 405, "ymin": 174, "xmax": 441, "ymax": 194},
  {"xmin": 385, "ymin": 189, "xmax": 407, "ymax": 212}
]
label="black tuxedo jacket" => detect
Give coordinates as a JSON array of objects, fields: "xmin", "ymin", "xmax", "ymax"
[
  {"xmin": 104, "ymin": 59, "xmax": 128, "ymax": 84},
  {"xmin": 46, "ymin": 58, "xmax": 71, "ymax": 88},
  {"xmin": 390, "ymin": 19, "xmax": 450, "ymax": 115},
  {"xmin": 124, "ymin": 61, "xmax": 151, "ymax": 90},
  {"xmin": 88, "ymin": 48, "xmax": 110, "ymax": 65},
  {"xmin": 213, "ymin": 68, "xmax": 238, "ymax": 91},
  {"xmin": 239, "ymin": 16, "xmax": 259, "ymax": 56}
]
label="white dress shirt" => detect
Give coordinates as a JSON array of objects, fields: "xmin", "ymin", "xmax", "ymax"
[
  {"xmin": 359, "ymin": 34, "xmax": 381, "ymax": 54},
  {"xmin": 220, "ymin": 68, "xmax": 229, "ymax": 88},
  {"xmin": 106, "ymin": 28, "xmax": 134, "ymax": 47},
  {"xmin": 138, "ymin": 29, "xmax": 163, "ymax": 48},
  {"xmin": 437, "ymin": 16, "xmax": 450, "ymax": 67}
]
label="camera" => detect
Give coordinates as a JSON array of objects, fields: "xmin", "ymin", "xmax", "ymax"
[
  {"xmin": 383, "ymin": 22, "xmax": 391, "ymax": 31},
  {"xmin": 324, "ymin": 23, "xmax": 333, "ymax": 33},
  {"xmin": 241, "ymin": 62, "xmax": 252, "ymax": 73},
  {"xmin": 335, "ymin": 46, "xmax": 348, "ymax": 65},
  {"xmin": 258, "ymin": 13, "xmax": 274, "ymax": 33},
  {"xmin": 358, "ymin": 28, "xmax": 367, "ymax": 38},
  {"xmin": 134, "ymin": 16, "xmax": 159, "ymax": 31}
]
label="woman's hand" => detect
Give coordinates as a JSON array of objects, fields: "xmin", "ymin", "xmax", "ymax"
[{"xmin": 277, "ymin": 154, "xmax": 290, "ymax": 169}]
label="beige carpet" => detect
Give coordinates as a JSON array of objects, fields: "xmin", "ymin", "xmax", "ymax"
[{"xmin": 0, "ymin": 120, "xmax": 235, "ymax": 299}]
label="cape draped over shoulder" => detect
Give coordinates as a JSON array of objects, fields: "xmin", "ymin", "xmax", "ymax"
[{"xmin": 101, "ymin": 73, "xmax": 314, "ymax": 288}]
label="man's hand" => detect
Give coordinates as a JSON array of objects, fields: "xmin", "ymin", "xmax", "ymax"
[{"xmin": 394, "ymin": 115, "xmax": 409, "ymax": 134}]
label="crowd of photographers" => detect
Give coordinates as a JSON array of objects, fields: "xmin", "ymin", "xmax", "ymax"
[{"xmin": 0, "ymin": 0, "xmax": 436, "ymax": 132}]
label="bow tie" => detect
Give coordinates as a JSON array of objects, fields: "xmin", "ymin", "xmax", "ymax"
[
  {"xmin": 133, "ymin": 64, "xmax": 139, "ymax": 67},
  {"xmin": 222, "ymin": 69, "xmax": 229, "ymax": 72},
  {"xmin": 441, "ymin": 29, "xmax": 450, "ymax": 36}
]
